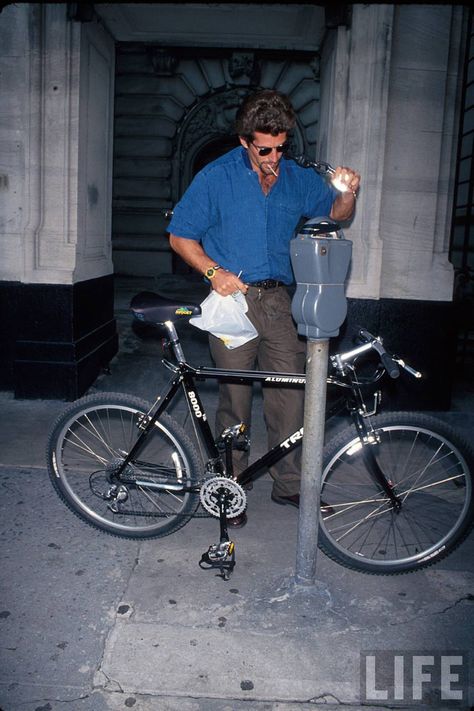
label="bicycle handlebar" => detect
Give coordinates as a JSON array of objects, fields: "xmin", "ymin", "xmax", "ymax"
[
  {"xmin": 358, "ymin": 329, "xmax": 400, "ymax": 379},
  {"xmin": 332, "ymin": 329, "xmax": 421, "ymax": 381},
  {"xmin": 358, "ymin": 329, "xmax": 423, "ymax": 379}
]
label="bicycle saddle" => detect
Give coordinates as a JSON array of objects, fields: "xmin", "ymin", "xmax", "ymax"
[{"xmin": 130, "ymin": 291, "xmax": 201, "ymax": 325}]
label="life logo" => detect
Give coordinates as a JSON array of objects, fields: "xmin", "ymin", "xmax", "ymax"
[{"xmin": 188, "ymin": 391, "xmax": 206, "ymax": 420}]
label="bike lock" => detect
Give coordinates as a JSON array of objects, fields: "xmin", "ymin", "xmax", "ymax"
[{"xmin": 290, "ymin": 217, "xmax": 352, "ymax": 585}]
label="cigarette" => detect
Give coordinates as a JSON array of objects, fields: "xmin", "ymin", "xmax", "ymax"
[{"xmin": 269, "ymin": 165, "xmax": 278, "ymax": 177}]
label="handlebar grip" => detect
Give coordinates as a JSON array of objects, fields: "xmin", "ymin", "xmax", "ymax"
[{"xmin": 381, "ymin": 353, "xmax": 400, "ymax": 379}]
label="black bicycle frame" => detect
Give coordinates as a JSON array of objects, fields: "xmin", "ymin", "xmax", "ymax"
[{"xmin": 116, "ymin": 359, "xmax": 349, "ymax": 490}]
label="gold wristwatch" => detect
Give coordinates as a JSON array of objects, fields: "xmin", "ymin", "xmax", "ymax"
[{"xmin": 205, "ymin": 264, "xmax": 221, "ymax": 280}]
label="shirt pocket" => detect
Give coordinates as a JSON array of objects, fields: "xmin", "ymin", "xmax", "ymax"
[
  {"xmin": 273, "ymin": 202, "xmax": 304, "ymax": 238},
  {"xmin": 276, "ymin": 202, "xmax": 301, "ymax": 218}
]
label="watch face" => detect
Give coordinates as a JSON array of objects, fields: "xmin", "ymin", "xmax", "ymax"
[{"xmin": 206, "ymin": 268, "xmax": 215, "ymax": 278}]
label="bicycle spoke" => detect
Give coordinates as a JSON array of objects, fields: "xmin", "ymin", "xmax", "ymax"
[
  {"xmin": 48, "ymin": 396, "xmax": 201, "ymax": 538},
  {"xmin": 319, "ymin": 416, "xmax": 473, "ymax": 572}
]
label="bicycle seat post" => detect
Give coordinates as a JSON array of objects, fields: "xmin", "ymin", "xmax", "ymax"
[{"xmin": 164, "ymin": 320, "xmax": 186, "ymax": 364}]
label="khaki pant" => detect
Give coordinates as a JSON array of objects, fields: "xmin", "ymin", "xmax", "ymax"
[{"xmin": 209, "ymin": 286, "xmax": 306, "ymax": 497}]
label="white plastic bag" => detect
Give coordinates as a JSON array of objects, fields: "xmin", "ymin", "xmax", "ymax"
[{"xmin": 190, "ymin": 291, "xmax": 258, "ymax": 349}]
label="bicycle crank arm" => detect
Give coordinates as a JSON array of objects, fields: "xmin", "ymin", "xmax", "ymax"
[{"xmin": 199, "ymin": 489, "xmax": 237, "ymax": 580}]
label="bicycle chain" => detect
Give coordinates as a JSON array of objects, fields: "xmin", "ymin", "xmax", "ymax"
[
  {"xmin": 109, "ymin": 507, "xmax": 213, "ymax": 518},
  {"xmin": 98, "ymin": 468, "xmax": 246, "ymax": 520},
  {"xmin": 108, "ymin": 477, "xmax": 247, "ymax": 519}
]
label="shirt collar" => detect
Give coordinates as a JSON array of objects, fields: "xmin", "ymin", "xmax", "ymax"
[
  {"xmin": 241, "ymin": 147, "xmax": 253, "ymax": 172},
  {"xmin": 240, "ymin": 146, "xmax": 288, "ymax": 178}
]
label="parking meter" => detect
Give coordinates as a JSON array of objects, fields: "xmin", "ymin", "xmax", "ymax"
[{"xmin": 290, "ymin": 217, "xmax": 352, "ymax": 340}]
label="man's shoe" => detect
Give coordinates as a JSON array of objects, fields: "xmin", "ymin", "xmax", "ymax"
[
  {"xmin": 320, "ymin": 501, "xmax": 334, "ymax": 516},
  {"xmin": 271, "ymin": 493, "xmax": 334, "ymax": 515},
  {"xmin": 227, "ymin": 511, "xmax": 247, "ymax": 528},
  {"xmin": 271, "ymin": 492, "xmax": 300, "ymax": 508}
]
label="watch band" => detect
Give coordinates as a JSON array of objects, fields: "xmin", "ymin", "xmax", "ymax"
[{"xmin": 205, "ymin": 265, "xmax": 221, "ymax": 280}]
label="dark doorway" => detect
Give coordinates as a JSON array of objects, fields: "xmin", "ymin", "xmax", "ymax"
[{"xmin": 193, "ymin": 135, "xmax": 241, "ymax": 177}]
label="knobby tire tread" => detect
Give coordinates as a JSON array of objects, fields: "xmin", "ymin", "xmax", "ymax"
[
  {"xmin": 318, "ymin": 411, "xmax": 474, "ymax": 575},
  {"xmin": 46, "ymin": 392, "xmax": 202, "ymax": 540}
]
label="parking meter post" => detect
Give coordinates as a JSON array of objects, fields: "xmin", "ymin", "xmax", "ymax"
[
  {"xmin": 290, "ymin": 218, "xmax": 352, "ymax": 587},
  {"xmin": 295, "ymin": 339, "xmax": 329, "ymax": 584}
]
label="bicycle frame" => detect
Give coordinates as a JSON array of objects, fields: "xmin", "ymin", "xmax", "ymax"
[
  {"xmin": 112, "ymin": 308, "xmax": 405, "ymax": 515},
  {"xmin": 47, "ymin": 299, "xmax": 473, "ymax": 579},
  {"xmin": 115, "ymin": 344, "xmax": 371, "ymax": 493}
]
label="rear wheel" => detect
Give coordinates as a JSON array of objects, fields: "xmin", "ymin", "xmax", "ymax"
[
  {"xmin": 319, "ymin": 412, "xmax": 474, "ymax": 574},
  {"xmin": 47, "ymin": 393, "xmax": 201, "ymax": 538}
]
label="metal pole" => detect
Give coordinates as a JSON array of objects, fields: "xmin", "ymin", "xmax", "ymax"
[{"xmin": 294, "ymin": 338, "xmax": 329, "ymax": 585}]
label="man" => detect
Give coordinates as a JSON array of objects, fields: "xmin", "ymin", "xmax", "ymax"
[{"xmin": 168, "ymin": 90, "xmax": 360, "ymax": 527}]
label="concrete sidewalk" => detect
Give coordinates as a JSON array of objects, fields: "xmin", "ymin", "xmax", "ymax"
[{"xmin": 0, "ymin": 275, "xmax": 473, "ymax": 710}]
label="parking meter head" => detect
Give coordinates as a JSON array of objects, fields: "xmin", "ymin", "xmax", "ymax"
[
  {"xmin": 297, "ymin": 217, "xmax": 342, "ymax": 239},
  {"xmin": 290, "ymin": 217, "xmax": 352, "ymax": 340}
]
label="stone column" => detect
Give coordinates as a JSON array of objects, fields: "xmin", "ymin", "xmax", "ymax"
[
  {"xmin": 319, "ymin": 4, "xmax": 394, "ymax": 301},
  {"xmin": 319, "ymin": 5, "xmax": 467, "ymax": 408},
  {"xmin": 379, "ymin": 5, "xmax": 465, "ymax": 302},
  {"xmin": 0, "ymin": 4, "xmax": 118, "ymax": 398}
]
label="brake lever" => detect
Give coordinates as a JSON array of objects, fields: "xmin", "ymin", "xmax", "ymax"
[
  {"xmin": 392, "ymin": 357, "xmax": 422, "ymax": 379},
  {"xmin": 358, "ymin": 328, "xmax": 377, "ymax": 343},
  {"xmin": 358, "ymin": 329, "xmax": 400, "ymax": 379}
]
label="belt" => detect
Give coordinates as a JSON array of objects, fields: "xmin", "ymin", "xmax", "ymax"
[{"xmin": 248, "ymin": 280, "xmax": 284, "ymax": 289}]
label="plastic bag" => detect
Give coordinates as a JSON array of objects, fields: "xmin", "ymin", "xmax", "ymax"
[{"xmin": 190, "ymin": 291, "xmax": 258, "ymax": 349}]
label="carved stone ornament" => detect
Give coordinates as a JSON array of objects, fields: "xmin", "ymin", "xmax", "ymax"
[
  {"xmin": 228, "ymin": 52, "xmax": 260, "ymax": 83},
  {"xmin": 149, "ymin": 48, "xmax": 179, "ymax": 76},
  {"xmin": 180, "ymin": 89, "xmax": 248, "ymax": 158}
]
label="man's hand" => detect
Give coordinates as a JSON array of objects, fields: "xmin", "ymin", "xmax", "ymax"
[
  {"xmin": 168, "ymin": 235, "xmax": 249, "ymax": 296},
  {"xmin": 331, "ymin": 166, "xmax": 360, "ymax": 197},
  {"xmin": 211, "ymin": 269, "xmax": 248, "ymax": 297},
  {"xmin": 329, "ymin": 166, "xmax": 361, "ymax": 222}
]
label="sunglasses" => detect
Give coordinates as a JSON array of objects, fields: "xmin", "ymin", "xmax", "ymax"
[{"xmin": 251, "ymin": 141, "xmax": 289, "ymax": 157}]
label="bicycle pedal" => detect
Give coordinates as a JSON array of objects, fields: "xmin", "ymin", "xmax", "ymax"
[
  {"xmin": 216, "ymin": 423, "xmax": 250, "ymax": 452},
  {"xmin": 199, "ymin": 541, "xmax": 236, "ymax": 580}
]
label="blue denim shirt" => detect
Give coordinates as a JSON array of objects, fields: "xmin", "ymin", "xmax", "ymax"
[{"xmin": 168, "ymin": 147, "xmax": 336, "ymax": 284}]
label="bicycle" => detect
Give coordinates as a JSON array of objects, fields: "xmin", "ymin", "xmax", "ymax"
[{"xmin": 46, "ymin": 291, "xmax": 474, "ymax": 580}]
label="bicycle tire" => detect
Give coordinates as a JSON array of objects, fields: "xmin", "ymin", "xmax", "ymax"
[
  {"xmin": 319, "ymin": 412, "xmax": 474, "ymax": 574},
  {"xmin": 46, "ymin": 392, "xmax": 201, "ymax": 539}
]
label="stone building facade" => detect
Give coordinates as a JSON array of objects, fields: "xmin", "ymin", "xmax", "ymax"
[{"xmin": 0, "ymin": 3, "xmax": 469, "ymax": 404}]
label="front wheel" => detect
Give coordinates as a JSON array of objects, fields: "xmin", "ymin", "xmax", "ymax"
[
  {"xmin": 46, "ymin": 393, "xmax": 202, "ymax": 539},
  {"xmin": 319, "ymin": 412, "xmax": 474, "ymax": 574}
]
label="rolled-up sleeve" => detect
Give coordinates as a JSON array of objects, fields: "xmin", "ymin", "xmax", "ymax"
[
  {"xmin": 303, "ymin": 174, "xmax": 337, "ymax": 218},
  {"xmin": 168, "ymin": 172, "xmax": 215, "ymax": 241}
]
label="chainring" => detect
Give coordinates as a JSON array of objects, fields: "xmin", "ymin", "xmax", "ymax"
[{"xmin": 199, "ymin": 477, "xmax": 247, "ymax": 518}]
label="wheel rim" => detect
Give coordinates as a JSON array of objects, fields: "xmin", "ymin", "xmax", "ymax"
[
  {"xmin": 320, "ymin": 424, "xmax": 472, "ymax": 569},
  {"xmin": 53, "ymin": 404, "xmax": 196, "ymax": 533}
]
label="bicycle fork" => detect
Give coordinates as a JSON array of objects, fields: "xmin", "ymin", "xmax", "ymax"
[{"xmin": 351, "ymin": 406, "xmax": 402, "ymax": 511}]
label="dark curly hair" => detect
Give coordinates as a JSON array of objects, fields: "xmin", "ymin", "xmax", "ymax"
[{"xmin": 235, "ymin": 90, "xmax": 296, "ymax": 141}]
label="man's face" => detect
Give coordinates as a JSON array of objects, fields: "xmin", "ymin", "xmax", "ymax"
[{"xmin": 240, "ymin": 131, "xmax": 288, "ymax": 176}]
